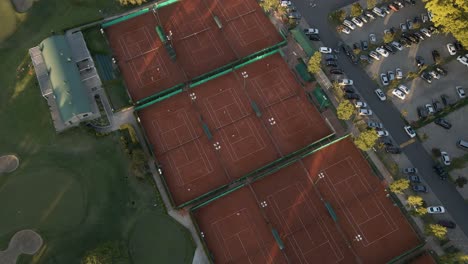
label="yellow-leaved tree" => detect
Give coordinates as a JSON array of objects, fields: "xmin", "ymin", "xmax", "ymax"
[
  {"xmin": 119, "ymin": 0, "xmax": 147, "ymax": 6},
  {"xmin": 389, "ymin": 179, "xmax": 410, "ymax": 194}
]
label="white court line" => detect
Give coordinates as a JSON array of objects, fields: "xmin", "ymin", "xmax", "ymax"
[
  {"xmin": 204, "ymin": 88, "xmax": 249, "ymax": 129},
  {"xmin": 267, "ymin": 183, "xmax": 344, "ymax": 262},
  {"xmin": 323, "ymin": 157, "xmax": 399, "ymax": 247},
  {"xmin": 229, "ymin": 12, "xmax": 267, "ymax": 47}
]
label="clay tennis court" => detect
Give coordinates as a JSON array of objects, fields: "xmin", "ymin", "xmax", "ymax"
[
  {"xmin": 138, "ymin": 54, "xmax": 332, "ymax": 206},
  {"xmin": 192, "ymin": 138, "xmax": 420, "ymax": 263},
  {"xmin": 104, "ymin": 0, "xmax": 283, "ymax": 102}
]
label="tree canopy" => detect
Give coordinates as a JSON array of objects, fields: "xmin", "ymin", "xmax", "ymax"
[
  {"xmin": 337, "ymin": 100, "xmax": 354, "ymax": 120},
  {"xmin": 119, "ymin": 0, "xmax": 147, "ymax": 5},
  {"xmin": 351, "ymin": 3, "xmax": 363, "ymax": 17},
  {"xmin": 389, "ymin": 179, "xmax": 410, "ymax": 194},
  {"xmin": 259, "ymin": 0, "xmax": 279, "ymax": 12},
  {"xmin": 423, "ymin": 0, "xmax": 468, "ymax": 47},
  {"xmin": 354, "ymin": 130, "xmax": 378, "ymax": 151},
  {"xmin": 307, "ymin": 52, "xmax": 322, "ymax": 74},
  {"xmin": 407, "ymin": 195, "xmax": 424, "ymax": 208},
  {"xmin": 426, "ymin": 224, "xmax": 447, "ymax": 239}
]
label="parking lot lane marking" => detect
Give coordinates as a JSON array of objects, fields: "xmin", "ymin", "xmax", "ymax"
[{"xmin": 400, "ymin": 138, "xmax": 416, "ymax": 148}]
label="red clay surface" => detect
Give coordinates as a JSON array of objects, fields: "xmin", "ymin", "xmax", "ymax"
[
  {"xmin": 104, "ymin": 0, "xmax": 283, "ymax": 101},
  {"xmin": 193, "ymin": 138, "xmax": 421, "ymax": 263},
  {"xmin": 410, "ymin": 252, "xmax": 437, "ymax": 264},
  {"xmin": 138, "ymin": 54, "xmax": 331, "ymax": 205}
]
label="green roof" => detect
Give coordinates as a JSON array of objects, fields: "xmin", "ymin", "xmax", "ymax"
[
  {"xmin": 290, "ymin": 29, "xmax": 315, "ymax": 57},
  {"xmin": 40, "ymin": 35, "xmax": 91, "ymax": 122}
]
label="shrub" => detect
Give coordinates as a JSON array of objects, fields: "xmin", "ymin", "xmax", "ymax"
[
  {"xmin": 330, "ymin": 10, "xmax": 346, "ymax": 24},
  {"xmin": 351, "ymin": 3, "xmax": 363, "ymax": 17},
  {"xmin": 455, "ymin": 177, "xmax": 468, "ymax": 188},
  {"xmin": 432, "ymin": 148, "xmax": 441, "ymax": 157}
]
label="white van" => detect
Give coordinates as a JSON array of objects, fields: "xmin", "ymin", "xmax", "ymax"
[
  {"xmin": 457, "ymin": 140, "xmax": 468, "ymax": 150},
  {"xmin": 372, "ymin": 7, "xmax": 386, "ymax": 18}
]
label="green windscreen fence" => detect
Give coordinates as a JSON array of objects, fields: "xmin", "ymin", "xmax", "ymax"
[
  {"xmin": 295, "ymin": 60, "xmax": 314, "ymax": 82},
  {"xmin": 290, "ymin": 29, "xmax": 315, "ymax": 57},
  {"xmin": 102, "ymin": 8, "xmax": 150, "ymax": 28},
  {"xmin": 313, "ymin": 87, "xmax": 330, "ymax": 110}
]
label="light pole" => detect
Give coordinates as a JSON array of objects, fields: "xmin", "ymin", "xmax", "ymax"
[
  {"xmin": 314, "ymin": 172, "xmax": 325, "ymax": 185},
  {"xmin": 354, "ymin": 234, "xmax": 363, "ymax": 242}
]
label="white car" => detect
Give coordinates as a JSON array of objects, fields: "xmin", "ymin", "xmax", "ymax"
[
  {"xmin": 355, "ymin": 101, "xmax": 368, "ymax": 108},
  {"xmin": 341, "ymin": 27, "xmax": 351, "ymax": 34},
  {"xmin": 391, "ymin": 41, "xmax": 403, "ymax": 51},
  {"xmin": 429, "ymin": 71, "xmax": 440, "ymax": 80},
  {"xmin": 359, "ymin": 108, "xmax": 373, "ymax": 116},
  {"xmin": 376, "ymin": 47, "xmax": 389, "ymax": 57},
  {"xmin": 447, "ymin": 43, "xmax": 457, "ymax": 55},
  {"xmin": 380, "ymin": 73, "xmax": 389, "ymax": 86},
  {"xmin": 404, "ymin": 125, "xmax": 416, "ymax": 138},
  {"xmin": 441, "ymin": 151, "xmax": 451, "ymax": 165},
  {"xmin": 420, "ymin": 28, "xmax": 431, "ymax": 38},
  {"xmin": 343, "ymin": 20, "xmax": 356, "ymax": 30},
  {"xmin": 376, "ymin": 130, "xmax": 389, "ymax": 137},
  {"xmin": 372, "ymin": 7, "xmax": 386, "ymax": 17},
  {"xmin": 396, "ymin": 68, "xmax": 403, "ymax": 79},
  {"xmin": 387, "ymin": 70, "xmax": 395, "ymax": 81},
  {"xmin": 280, "ymin": 0, "xmax": 292, "ymax": 7},
  {"xmin": 338, "ymin": 79, "xmax": 354, "ymax": 86},
  {"xmin": 375, "ymin": 88, "xmax": 386, "ymax": 101},
  {"xmin": 320, "ymin": 47, "xmax": 333, "ymax": 54},
  {"xmin": 303, "ymin": 28, "xmax": 319, "ymax": 35},
  {"xmin": 398, "ymin": 84, "xmax": 410, "ymax": 94},
  {"xmin": 369, "ymin": 51, "xmax": 381, "ymax": 60},
  {"xmin": 351, "ymin": 17, "xmax": 364, "ymax": 27},
  {"xmin": 457, "ymin": 55, "xmax": 468, "ymax": 66},
  {"xmin": 427, "ymin": 206, "xmax": 445, "ymax": 214},
  {"xmin": 456, "ymin": 86, "xmax": 466, "ymax": 98},
  {"xmin": 425, "ymin": 103, "xmax": 435, "ymax": 114},
  {"xmin": 392, "ymin": 89, "xmax": 406, "ymax": 100}
]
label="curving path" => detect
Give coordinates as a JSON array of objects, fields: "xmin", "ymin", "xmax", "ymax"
[{"xmin": 0, "ymin": 230, "xmax": 43, "ymax": 264}]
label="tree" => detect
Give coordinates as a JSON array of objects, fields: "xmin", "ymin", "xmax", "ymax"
[
  {"xmin": 354, "ymin": 130, "xmax": 379, "ymax": 151},
  {"xmin": 337, "ymin": 100, "xmax": 354, "ymax": 120},
  {"xmin": 119, "ymin": 0, "xmax": 147, "ymax": 5},
  {"xmin": 432, "ymin": 148, "xmax": 441, "ymax": 157},
  {"xmin": 307, "ymin": 52, "xmax": 322, "ymax": 74},
  {"xmin": 426, "ymin": 224, "xmax": 447, "ymax": 239},
  {"xmin": 331, "ymin": 81, "xmax": 344, "ymax": 99},
  {"xmin": 82, "ymin": 241, "xmax": 129, "ymax": 264},
  {"xmin": 455, "ymin": 176, "xmax": 468, "ymax": 188},
  {"xmin": 367, "ymin": 0, "xmax": 377, "ymax": 9},
  {"xmin": 383, "ymin": 33, "xmax": 394, "ymax": 43},
  {"xmin": 330, "ymin": 10, "xmax": 347, "ymax": 24},
  {"xmin": 351, "ymin": 3, "xmax": 363, "ymax": 17},
  {"xmin": 389, "ymin": 179, "xmax": 410, "ymax": 194},
  {"xmin": 423, "ymin": 0, "xmax": 468, "ymax": 47},
  {"xmin": 259, "ymin": 0, "xmax": 279, "ymax": 12},
  {"xmin": 415, "ymin": 207, "xmax": 428, "ymax": 216},
  {"xmin": 407, "ymin": 195, "xmax": 424, "ymax": 208}
]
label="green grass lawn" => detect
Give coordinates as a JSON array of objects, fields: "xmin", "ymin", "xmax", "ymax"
[{"xmin": 0, "ymin": 1, "xmax": 195, "ymax": 263}]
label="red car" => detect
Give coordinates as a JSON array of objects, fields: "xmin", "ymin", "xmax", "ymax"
[{"xmin": 388, "ymin": 4, "xmax": 399, "ymax": 11}]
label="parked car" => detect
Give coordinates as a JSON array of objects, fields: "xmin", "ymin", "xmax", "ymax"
[
  {"xmin": 387, "ymin": 70, "xmax": 395, "ymax": 81},
  {"xmin": 359, "ymin": 15, "xmax": 368, "ymax": 23},
  {"xmin": 456, "ymin": 86, "xmax": 466, "ymax": 98},
  {"xmin": 396, "ymin": 68, "xmax": 403, "ymax": 79},
  {"xmin": 359, "ymin": 108, "xmax": 373, "ymax": 116},
  {"xmin": 351, "ymin": 17, "xmax": 364, "ymax": 27},
  {"xmin": 375, "ymin": 89, "xmax": 386, "ymax": 101},
  {"xmin": 341, "ymin": 27, "xmax": 351, "ymax": 34},
  {"xmin": 380, "ymin": 137, "xmax": 393, "ymax": 146},
  {"xmin": 412, "ymin": 185, "xmax": 428, "ymax": 193},
  {"xmin": 345, "ymin": 93, "xmax": 360, "ymax": 100},
  {"xmin": 388, "ymin": 3, "xmax": 399, "ymax": 11},
  {"xmin": 408, "ymin": 175, "xmax": 421, "ymax": 183},
  {"xmin": 432, "ymin": 99, "xmax": 443, "ymax": 112},
  {"xmin": 434, "ymin": 164, "xmax": 448, "ymax": 180},
  {"xmin": 406, "ymin": 19, "xmax": 413, "ymax": 29},
  {"xmin": 400, "ymin": 38, "xmax": 411, "ymax": 47},
  {"xmin": 417, "ymin": 106, "xmax": 428, "ymax": 119},
  {"xmin": 454, "ymin": 41, "xmax": 464, "ymax": 51},
  {"xmin": 383, "ymin": 44, "xmax": 395, "ymax": 54},
  {"xmin": 330, "ymin": 68, "xmax": 344, "ymax": 75},
  {"xmin": 394, "ymin": 1, "xmax": 404, "ymax": 8},
  {"xmin": 400, "ymin": 23, "xmax": 408, "ymax": 32},
  {"xmin": 421, "ymin": 13, "xmax": 429, "ymax": 23},
  {"xmin": 369, "ymin": 51, "xmax": 381, "ymax": 60},
  {"xmin": 360, "ymin": 54, "xmax": 371, "ymax": 63},
  {"xmin": 376, "ymin": 130, "xmax": 389, "ymax": 137},
  {"xmin": 376, "ymin": 47, "xmax": 389, "ymax": 57},
  {"xmin": 392, "ymin": 89, "xmax": 406, "ymax": 100},
  {"xmin": 343, "ymin": 20, "xmax": 356, "ymax": 30},
  {"xmin": 427, "ymin": 206, "xmax": 445, "ymax": 214},
  {"xmin": 355, "ymin": 101, "xmax": 368, "ymax": 108},
  {"xmin": 434, "ymin": 118, "xmax": 452, "ymax": 129},
  {"xmin": 437, "ymin": 220, "xmax": 456, "ymax": 229},
  {"xmin": 432, "ymin": 50, "xmax": 441, "ymax": 63},
  {"xmin": 343, "ymin": 87, "xmax": 355, "ymax": 93},
  {"xmin": 367, "ymin": 121, "xmax": 383, "ymax": 129},
  {"xmin": 425, "ymin": 103, "xmax": 435, "ymax": 114},
  {"xmin": 326, "ymin": 61, "xmax": 338, "ymax": 67},
  {"xmin": 338, "ymin": 79, "xmax": 353, "ymax": 86},
  {"xmin": 404, "ymin": 167, "xmax": 418, "ymax": 174},
  {"xmin": 369, "ymin": 33, "xmax": 377, "ymax": 44},
  {"xmin": 416, "ymin": 56, "xmax": 425, "ymax": 67},
  {"xmin": 391, "ymin": 41, "xmax": 403, "ymax": 51},
  {"xmin": 372, "ymin": 7, "xmax": 386, "ymax": 17},
  {"xmin": 441, "ymin": 94, "xmax": 452, "ymax": 106},
  {"xmin": 404, "ymin": 125, "xmax": 416, "ymax": 138},
  {"xmin": 380, "ymin": 73, "xmax": 389, "ymax": 86},
  {"xmin": 303, "ymin": 28, "xmax": 319, "ymax": 35},
  {"xmin": 414, "ymin": 32, "xmax": 425, "ymax": 41},
  {"xmin": 420, "ymin": 72, "xmax": 432, "ymax": 84},
  {"xmin": 320, "ymin": 47, "xmax": 333, "ymax": 54},
  {"xmin": 398, "ymin": 84, "xmax": 410, "ymax": 94},
  {"xmin": 386, "ymin": 146, "xmax": 402, "ymax": 154},
  {"xmin": 434, "ymin": 66, "xmax": 447, "ymax": 77},
  {"xmin": 420, "ymin": 28, "xmax": 431, "ymax": 37},
  {"xmin": 287, "ymin": 11, "xmax": 302, "ymax": 19},
  {"xmin": 365, "ymin": 11, "xmax": 376, "ymax": 20},
  {"xmin": 309, "ymin": 34, "xmax": 321, "ymax": 41},
  {"xmin": 429, "ymin": 70, "xmax": 440, "ymax": 80},
  {"xmin": 456, "ymin": 55, "xmax": 468, "ymax": 66},
  {"xmin": 361, "ymin": 40, "xmax": 369, "ymax": 51},
  {"xmin": 441, "ymin": 151, "xmax": 451, "ymax": 165}
]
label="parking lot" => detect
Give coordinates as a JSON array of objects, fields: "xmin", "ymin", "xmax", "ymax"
[
  {"xmin": 392, "ymin": 60, "xmax": 465, "ymax": 121},
  {"xmin": 418, "ymin": 106, "xmax": 468, "ymax": 158}
]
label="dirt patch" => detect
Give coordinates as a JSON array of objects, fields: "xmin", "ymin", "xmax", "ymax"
[
  {"xmin": 0, "ymin": 230, "xmax": 43, "ymax": 264},
  {"xmin": 0, "ymin": 155, "xmax": 19, "ymax": 174},
  {"xmin": 11, "ymin": 0, "xmax": 37, "ymax": 13}
]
